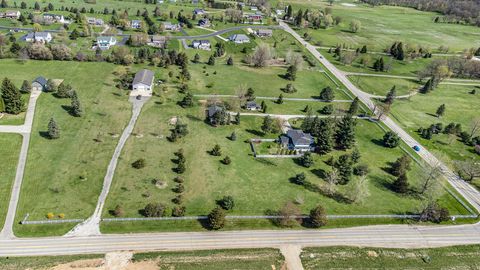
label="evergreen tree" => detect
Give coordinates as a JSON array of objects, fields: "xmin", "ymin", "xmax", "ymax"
[
  {"xmin": 285, "ymin": 65, "xmax": 297, "ymax": 81},
  {"xmin": 180, "ymin": 92, "xmax": 194, "ymax": 107},
  {"xmin": 319, "ymin": 87, "xmax": 335, "ymax": 101},
  {"xmin": 20, "ymin": 80, "xmax": 31, "ymax": 94},
  {"xmin": 235, "ymin": 112, "xmax": 240, "ymax": 125},
  {"xmin": 207, "ymin": 55, "xmax": 215, "ymax": 65},
  {"xmin": 309, "ymin": 205, "xmax": 327, "ymax": 228},
  {"xmin": 360, "ymin": 45, "xmax": 367, "ymax": 53},
  {"xmin": 391, "ymin": 155, "xmax": 412, "ymax": 177},
  {"xmin": 335, "ymin": 115, "xmax": 356, "ymax": 149},
  {"xmin": 384, "ymin": 85, "xmax": 396, "ymax": 104},
  {"xmin": 316, "ymin": 118, "xmax": 334, "ymax": 154},
  {"xmin": 1, "ymin": 78, "xmax": 24, "ymax": 114},
  {"xmin": 211, "ymin": 144, "xmax": 222, "ymax": 156},
  {"xmin": 207, "ymin": 207, "xmax": 226, "ymax": 230},
  {"xmin": 47, "ymin": 118, "xmax": 60, "ymax": 139},
  {"xmin": 277, "ymin": 94, "xmax": 284, "ymax": 104},
  {"xmin": 421, "ymin": 78, "xmax": 434, "ymax": 93},
  {"xmin": 230, "ymin": 131, "xmax": 237, "ymax": 141},
  {"xmin": 351, "ymin": 147, "xmax": 361, "ymax": 163},
  {"xmin": 222, "ymin": 155, "xmax": 231, "ymax": 165},
  {"xmin": 299, "ymin": 152, "xmax": 314, "ymax": 168},
  {"xmin": 69, "ymin": 28, "xmax": 80, "ymax": 40},
  {"xmin": 292, "ymin": 172, "xmax": 306, "ymax": 185},
  {"xmin": 335, "ymin": 154, "xmax": 353, "ymax": 184},
  {"xmin": 193, "ymin": 53, "xmax": 200, "ymax": 63},
  {"xmin": 393, "ymin": 173, "xmax": 409, "ymax": 193},
  {"xmin": 373, "ymin": 57, "xmax": 384, "ymax": 71},
  {"xmin": 226, "ymin": 56, "xmax": 234, "ymax": 65},
  {"xmin": 347, "ymin": 97, "xmax": 359, "ymax": 115},
  {"xmin": 70, "ymin": 92, "xmax": 83, "ymax": 117},
  {"xmin": 261, "ymin": 115, "xmax": 276, "ymax": 134},
  {"xmin": 436, "ymin": 104, "xmax": 446, "ymax": 118},
  {"xmin": 45, "ymin": 79, "xmax": 57, "ymax": 93},
  {"xmin": 382, "ymin": 131, "xmax": 400, "ymax": 148},
  {"xmin": 56, "ymin": 82, "xmax": 72, "ymax": 98}
]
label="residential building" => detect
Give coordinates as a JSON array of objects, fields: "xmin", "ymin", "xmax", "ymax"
[
  {"xmin": 194, "ymin": 8, "xmax": 206, "ymax": 15},
  {"xmin": 192, "ymin": 39, "xmax": 211, "ymax": 50},
  {"xmin": 131, "ymin": 19, "xmax": 142, "ymax": 29},
  {"xmin": 4, "ymin": 10, "xmax": 20, "ymax": 19},
  {"xmin": 279, "ymin": 129, "xmax": 315, "ymax": 153},
  {"xmin": 228, "ymin": 34, "xmax": 250, "ymax": 44},
  {"xmin": 31, "ymin": 76, "xmax": 48, "ymax": 91},
  {"xmin": 149, "ymin": 35, "xmax": 167, "ymax": 48},
  {"xmin": 256, "ymin": 29, "xmax": 272, "ymax": 37},
  {"xmin": 206, "ymin": 105, "xmax": 225, "ymax": 125},
  {"xmin": 25, "ymin": 32, "xmax": 53, "ymax": 43},
  {"xmin": 246, "ymin": 14, "xmax": 262, "ymax": 21},
  {"xmin": 245, "ymin": 101, "xmax": 261, "ymax": 111},
  {"xmin": 96, "ymin": 36, "xmax": 117, "ymax": 50},
  {"xmin": 43, "ymin": 13, "xmax": 66, "ymax": 23},
  {"xmin": 87, "ymin": 17, "xmax": 104, "ymax": 26},
  {"xmin": 163, "ymin": 21, "xmax": 180, "ymax": 31},
  {"xmin": 250, "ymin": 6, "xmax": 258, "ymax": 11},
  {"xmin": 132, "ymin": 69, "xmax": 155, "ymax": 96},
  {"xmin": 198, "ymin": 18, "xmax": 210, "ymax": 27}
]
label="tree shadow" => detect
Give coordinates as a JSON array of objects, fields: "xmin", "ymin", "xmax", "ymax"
[
  {"xmin": 61, "ymin": 105, "xmax": 76, "ymax": 117},
  {"xmin": 426, "ymin": 112, "xmax": 438, "ymax": 118},
  {"xmin": 198, "ymin": 217, "xmax": 212, "ymax": 230},
  {"xmin": 246, "ymin": 129, "xmax": 265, "ymax": 137},
  {"xmin": 371, "ymin": 138, "xmax": 384, "ymax": 147},
  {"xmin": 311, "ymin": 168, "xmax": 327, "ymax": 179},
  {"xmin": 39, "ymin": 131, "xmax": 51, "ymax": 139},
  {"xmin": 186, "ymin": 114, "xmax": 202, "ymax": 122}
]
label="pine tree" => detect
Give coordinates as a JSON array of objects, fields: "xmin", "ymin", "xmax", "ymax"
[
  {"xmin": 193, "ymin": 53, "xmax": 200, "ymax": 63},
  {"xmin": 360, "ymin": 45, "xmax": 367, "ymax": 53},
  {"xmin": 207, "ymin": 207, "xmax": 226, "ymax": 230},
  {"xmin": 277, "ymin": 94, "xmax": 284, "ymax": 104},
  {"xmin": 56, "ymin": 82, "xmax": 72, "ymax": 98},
  {"xmin": 20, "ymin": 80, "xmax": 31, "ymax": 94},
  {"xmin": 316, "ymin": 118, "xmax": 334, "ymax": 154},
  {"xmin": 384, "ymin": 85, "xmax": 396, "ymax": 104},
  {"xmin": 335, "ymin": 154, "xmax": 353, "ymax": 184},
  {"xmin": 335, "ymin": 115, "xmax": 356, "ymax": 149},
  {"xmin": 180, "ymin": 92, "xmax": 194, "ymax": 107},
  {"xmin": 393, "ymin": 173, "xmax": 409, "ymax": 193},
  {"xmin": 211, "ymin": 144, "xmax": 222, "ymax": 156},
  {"xmin": 421, "ymin": 78, "xmax": 434, "ymax": 93},
  {"xmin": 207, "ymin": 55, "xmax": 215, "ymax": 65},
  {"xmin": 226, "ymin": 56, "xmax": 233, "ymax": 65},
  {"xmin": 319, "ymin": 87, "xmax": 335, "ymax": 101},
  {"xmin": 235, "ymin": 112, "xmax": 240, "ymax": 125},
  {"xmin": 70, "ymin": 92, "xmax": 83, "ymax": 117},
  {"xmin": 70, "ymin": 29, "xmax": 80, "ymax": 40},
  {"xmin": 391, "ymin": 155, "xmax": 412, "ymax": 177},
  {"xmin": 351, "ymin": 147, "xmax": 361, "ymax": 163},
  {"xmin": 47, "ymin": 118, "xmax": 60, "ymax": 139},
  {"xmin": 1, "ymin": 78, "xmax": 24, "ymax": 114},
  {"xmin": 230, "ymin": 131, "xmax": 237, "ymax": 141},
  {"xmin": 309, "ymin": 205, "xmax": 327, "ymax": 228},
  {"xmin": 299, "ymin": 152, "xmax": 314, "ymax": 168},
  {"xmin": 285, "ymin": 65, "xmax": 297, "ymax": 81},
  {"xmin": 436, "ymin": 104, "xmax": 446, "ymax": 118},
  {"xmin": 261, "ymin": 115, "xmax": 275, "ymax": 134},
  {"xmin": 347, "ymin": 97, "xmax": 359, "ymax": 115}
]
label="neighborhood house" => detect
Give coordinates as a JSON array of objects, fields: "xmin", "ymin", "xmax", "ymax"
[
  {"xmin": 256, "ymin": 29, "xmax": 273, "ymax": 37},
  {"xmin": 96, "ymin": 36, "xmax": 117, "ymax": 50},
  {"xmin": 163, "ymin": 22, "xmax": 180, "ymax": 31},
  {"xmin": 206, "ymin": 104, "xmax": 225, "ymax": 125},
  {"xmin": 192, "ymin": 40, "xmax": 211, "ymax": 50},
  {"xmin": 131, "ymin": 20, "xmax": 142, "ymax": 29},
  {"xmin": 25, "ymin": 32, "xmax": 52, "ymax": 43},
  {"xmin": 198, "ymin": 18, "xmax": 210, "ymax": 27},
  {"xmin": 31, "ymin": 76, "xmax": 48, "ymax": 91},
  {"xmin": 228, "ymin": 34, "xmax": 250, "ymax": 44},
  {"xmin": 87, "ymin": 17, "xmax": 104, "ymax": 26},
  {"xmin": 43, "ymin": 13, "xmax": 66, "ymax": 23},
  {"xmin": 194, "ymin": 9, "xmax": 206, "ymax": 15},
  {"xmin": 245, "ymin": 101, "xmax": 261, "ymax": 111},
  {"xmin": 149, "ymin": 35, "xmax": 167, "ymax": 48},
  {"xmin": 279, "ymin": 129, "xmax": 315, "ymax": 153},
  {"xmin": 131, "ymin": 69, "xmax": 155, "ymax": 97},
  {"xmin": 1, "ymin": 10, "xmax": 21, "ymax": 19}
]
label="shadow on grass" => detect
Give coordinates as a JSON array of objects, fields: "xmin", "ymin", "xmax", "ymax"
[
  {"xmin": 39, "ymin": 131, "xmax": 51, "ymax": 139},
  {"xmin": 186, "ymin": 114, "xmax": 203, "ymax": 122},
  {"xmin": 371, "ymin": 138, "xmax": 385, "ymax": 147},
  {"xmin": 246, "ymin": 129, "xmax": 265, "ymax": 137},
  {"xmin": 303, "ymin": 181, "xmax": 352, "ymax": 204}
]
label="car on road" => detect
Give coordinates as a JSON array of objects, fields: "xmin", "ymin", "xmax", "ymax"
[{"xmin": 413, "ymin": 145, "xmax": 421, "ymax": 152}]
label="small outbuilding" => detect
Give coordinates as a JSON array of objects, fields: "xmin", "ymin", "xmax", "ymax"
[{"xmin": 31, "ymin": 76, "xmax": 48, "ymax": 91}]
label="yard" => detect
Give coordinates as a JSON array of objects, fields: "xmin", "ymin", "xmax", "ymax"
[
  {"xmin": 349, "ymin": 75, "xmax": 422, "ymax": 96},
  {"xmin": 0, "ymin": 134, "xmax": 22, "ymax": 229},
  {"xmin": 100, "ymin": 90, "xmax": 471, "ymax": 233},
  {"xmin": 0, "ymin": 60, "xmax": 134, "ymax": 236}
]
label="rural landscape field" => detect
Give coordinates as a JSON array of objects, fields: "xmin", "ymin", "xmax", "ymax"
[{"xmin": 0, "ymin": 0, "xmax": 479, "ymax": 268}]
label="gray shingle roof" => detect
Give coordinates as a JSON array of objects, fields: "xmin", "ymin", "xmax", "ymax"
[
  {"xmin": 133, "ymin": 69, "xmax": 154, "ymax": 86},
  {"xmin": 207, "ymin": 105, "xmax": 223, "ymax": 117},
  {"xmin": 283, "ymin": 129, "xmax": 314, "ymax": 146},
  {"xmin": 33, "ymin": 76, "xmax": 47, "ymax": 87}
]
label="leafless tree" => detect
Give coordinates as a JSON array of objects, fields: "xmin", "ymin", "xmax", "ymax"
[
  {"xmin": 277, "ymin": 201, "xmax": 301, "ymax": 227},
  {"xmin": 249, "ymin": 43, "xmax": 273, "ymax": 68},
  {"xmin": 325, "ymin": 168, "xmax": 339, "ymax": 195},
  {"xmin": 348, "ymin": 175, "xmax": 370, "ymax": 204},
  {"xmin": 285, "ymin": 49, "xmax": 304, "ymax": 70},
  {"xmin": 418, "ymin": 162, "xmax": 442, "ymax": 195},
  {"xmin": 455, "ymin": 160, "xmax": 480, "ymax": 182},
  {"xmin": 469, "ymin": 118, "xmax": 480, "ymax": 138}
]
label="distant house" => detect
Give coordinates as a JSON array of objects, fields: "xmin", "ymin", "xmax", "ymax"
[
  {"xmin": 198, "ymin": 18, "xmax": 210, "ymax": 27},
  {"xmin": 245, "ymin": 101, "xmax": 261, "ymax": 111},
  {"xmin": 96, "ymin": 36, "xmax": 117, "ymax": 50},
  {"xmin": 256, "ymin": 29, "xmax": 272, "ymax": 37},
  {"xmin": 132, "ymin": 69, "xmax": 155, "ymax": 96},
  {"xmin": 43, "ymin": 13, "xmax": 66, "ymax": 23},
  {"xmin": 228, "ymin": 34, "xmax": 250, "ymax": 44},
  {"xmin": 4, "ymin": 10, "xmax": 20, "ymax": 19},
  {"xmin": 31, "ymin": 76, "xmax": 48, "ymax": 91},
  {"xmin": 206, "ymin": 104, "xmax": 225, "ymax": 125},
  {"xmin": 25, "ymin": 32, "xmax": 52, "ymax": 43},
  {"xmin": 275, "ymin": 9, "xmax": 284, "ymax": 15},
  {"xmin": 149, "ymin": 35, "xmax": 167, "ymax": 48},
  {"xmin": 192, "ymin": 39, "xmax": 211, "ymax": 50},
  {"xmin": 191, "ymin": 0, "xmax": 199, "ymax": 4},
  {"xmin": 246, "ymin": 14, "xmax": 263, "ymax": 21},
  {"xmin": 250, "ymin": 6, "xmax": 258, "ymax": 11},
  {"xmin": 157, "ymin": 0, "xmax": 164, "ymax": 3},
  {"xmin": 279, "ymin": 129, "xmax": 315, "ymax": 153},
  {"xmin": 163, "ymin": 21, "xmax": 180, "ymax": 31},
  {"xmin": 87, "ymin": 17, "xmax": 104, "ymax": 26},
  {"xmin": 194, "ymin": 9, "xmax": 206, "ymax": 15},
  {"xmin": 131, "ymin": 19, "xmax": 142, "ymax": 29}
]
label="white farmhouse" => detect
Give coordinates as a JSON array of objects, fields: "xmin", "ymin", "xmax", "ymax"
[{"xmin": 131, "ymin": 69, "xmax": 155, "ymax": 97}]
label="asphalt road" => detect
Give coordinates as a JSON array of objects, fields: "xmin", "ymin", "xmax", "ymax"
[{"xmin": 1, "ymin": 223, "xmax": 480, "ymax": 256}]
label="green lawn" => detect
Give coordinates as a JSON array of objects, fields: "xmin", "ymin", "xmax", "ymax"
[
  {"xmin": 389, "ymin": 83, "xmax": 480, "ymax": 163},
  {"xmin": 101, "ymin": 91, "xmax": 470, "ymax": 232},
  {"xmin": 288, "ymin": 1, "xmax": 480, "ymax": 52},
  {"xmin": 133, "ymin": 249, "xmax": 285, "ymax": 270},
  {"xmin": 301, "ymin": 245, "xmax": 480, "ymax": 269},
  {"xmin": 0, "ymin": 134, "xmax": 22, "ymax": 229},
  {"xmin": 0, "ymin": 60, "xmax": 133, "ymax": 236},
  {"xmin": 349, "ymin": 75, "xmax": 422, "ymax": 96},
  {"xmin": 0, "ymin": 254, "xmax": 102, "ymax": 270}
]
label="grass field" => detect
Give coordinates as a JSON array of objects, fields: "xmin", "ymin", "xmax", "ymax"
[
  {"xmin": 101, "ymin": 89, "xmax": 470, "ymax": 232},
  {"xmin": 289, "ymin": 0, "xmax": 480, "ymax": 52},
  {"xmin": 349, "ymin": 75, "xmax": 422, "ymax": 96},
  {"xmin": 0, "ymin": 134, "xmax": 22, "ymax": 229},
  {"xmin": 0, "ymin": 60, "xmax": 134, "ymax": 236},
  {"xmin": 301, "ymin": 245, "xmax": 480, "ymax": 269},
  {"xmin": 0, "ymin": 254, "xmax": 102, "ymax": 270},
  {"xmin": 133, "ymin": 249, "xmax": 285, "ymax": 270}
]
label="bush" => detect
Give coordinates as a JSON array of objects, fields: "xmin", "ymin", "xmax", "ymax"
[
  {"xmin": 46, "ymin": 213, "xmax": 55, "ymax": 219},
  {"xmin": 143, "ymin": 203, "xmax": 166, "ymax": 217},
  {"xmin": 309, "ymin": 205, "xmax": 327, "ymax": 228},
  {"xmin": 419, "ymin": 202, "xmax": 450, "ymax": 223},
  {"xmin": 222, "ymin": 156, "xmax": 231, "ymax": 165},
  {"xmin": 320, "ymin": 104, "xmax": 334, "ymax": 115},
  {"xmin": 218, "ymin": 196, "xmax": 235, "ymax": 210},
  {"xmin": 113, "ymin": 204, "xmax": 124, "ymax": 217},
  {"xmin": 172, "ymin": 206, "xmax": 186, "ymax": 217},
  {"xmin": 207, "ymin": 207, "xmax": 226, "ymax": 230},
  {"xmin": 132, "ymin": 158, "xmax": 146, "ymax": 169},
  {"xmin": 292, "ymin": 172, "xmax": 306, "ymax": 185},
  {"xmin": 382, "ymin": 131, "xmax": 400, "ymax": 148},
  {"xmin": 353, "ymin": 164, "xmax": 369, "ymax": 176},
  {"xmin": 58, "ymin": 213, "xmax": 65, "ymax": 219},
  {"xmin": 174, "ymin": 176, "xmax": 184, "ymax": 183},
  {"xmin": 172, "ymin": 194, "xmax": 184, "ymax": 204},
  {"xmin": 174, "ymin": 183, "xmax": 185, "ymax": 193}
]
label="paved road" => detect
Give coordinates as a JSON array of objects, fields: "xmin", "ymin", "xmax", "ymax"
[
  {"xmin": 66, "ymin": 97, "xmax": 149, "ymax": 237},
  {"xmin": 1, "ymin": 223, "xmax": 480, "ymax": 256},
  {"xmin": 0, "ymin": 89, "xmax": 41, "ymax": 239},
  {"xmin": 280, "ymin": 21, "xmax": 480, "ymax": 213}
]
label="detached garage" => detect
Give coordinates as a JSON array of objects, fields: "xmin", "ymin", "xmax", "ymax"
[{"xmin": 131, "ymin": 69, "xmax": 155, "ymax": 97}]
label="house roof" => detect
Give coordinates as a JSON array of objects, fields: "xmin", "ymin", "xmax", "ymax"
[
  {"xmin": 229, "ymin": 34, "xmax": 249, "ymax": 42},
  {"xmin": 33, "ymin": 76, "xmax": 47, "ymax": 86},
  {"xmin": 133, "ymin": 69, "xmax": 154, "ymax": 86},
  {"xmin": 193, "ymin": 39, "xmax": 210, "ymax": 44},
  {"xmin": 97, "ymin": 36, "xmax": 116, "ymax": 43},
  {"xmin": 152, "ymin": 35, "xmax": 166, "ymax": 42},
  {"xmin": 282, "ymin": 129, "xmax": 314, "ymax": 146},
  {"xmin": 207, "ymin": 105, "xmax": 223, "ymax": 117},
  {"xmin": 246, "ymin": 101, "xmax": 259, "ymax": 108},
  {"xmin": 26, "ymin": 32, "xmax": 51, "ymax": 39},
  {"xmin": 257, "ymin": 29, "xmax": 272, "ymax": 35}
]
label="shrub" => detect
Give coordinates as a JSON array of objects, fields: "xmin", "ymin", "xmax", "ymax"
[
  {"xmin": 172, "ymin": 206, "xmax": 186, "ymax": 217},
  {"xmin": 292, "ymin": 173, "xmax": 306, "ymax": 185},
  {"xmin": 113, "ymin": 204, "xmax": 124, "ymax": 217},
  {"xmin": 353, "ymin": 164, "xmax": 369, "ymax": 176},
  {"xmin": 174, "ymin": 183, "xmax": 185, "ymax": 193},
  {"xmin": 174, "ymin": 176, "xmax": 184, "ymax": 183},
  {"xmin": 382, "ymin": 131, "xmax": 400, "ymax": 148},
  {"xmin": 218, "ymin": 196, "xmax": 235, "ymax": 210},
  {"xmin": 207, "ymin": 207, "xmax": 226, "ymax": 230},
  {"xmin": 132, "ymin": 158, "xmax": 146, "ymax": 169},
  {"xmin": 419, "ymin": 202, "xmax": 450, "ymax": 223},
  {"xmin": 58, "ymin": 213, "xmax": 65, "ymax": 219},
  {"xmin": 46, "ymin": 213, "xmax": 55, "ymax": 219},
  {"xmin": 172, "ymin": 194, "xmax": 184, "ymax": 204},
  {"xmin": 309, "ymin": 205, "xmax": 327, "ymax": 228},
  {"xmin": 222, "ymin": 156, "xmax": 231, "ymax": 165},
  {"xmin": 143, "ymin": 203, "xmax": 166, "ymax": 217}
]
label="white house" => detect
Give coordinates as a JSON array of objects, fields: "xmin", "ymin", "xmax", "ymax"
[
  {"xmin": 4, "ymin": 10, "xmax": 21, "ymax": 19},
  {"xmin": 228, "ymin": 34, "xmax": 250, "ymax": 44},
  {"xmin": 43, "ymin": 13, "xmax": 66, "ymax": 23},
  {"xmin": 163, "ymin": 21, "xmax": 180, "ymax": 31},
  {"xmin": 149, "ymin": 35, "xmax": 167, "ymax": 48},
  {"xmin": 96, "ymin": 36, "xmax": 117, "ymax": 50},
  {"xmin": 87, "ymin": 17, "xmax": 104, "ymax": 26},
  {"xmin": 25, "ymin": 32, "xmax": 53, "ymax": 43},
  {"xmin": 131, "ymin": 69, "xmax": 155, "ymax": 97},
  {"xmin": 194, "ymin": 9, "xmax": 206, "ymax": 15},
  {"xmin": 256, "ymin": 29, "xmax": 273, "ymax": 37},
  {"xmin": 131, "ymin": 20, "xmax": 142, "ymax": 29},
  {"xmin": 192, "ymin": 40, "xmax": 211, "ymax": 50}
]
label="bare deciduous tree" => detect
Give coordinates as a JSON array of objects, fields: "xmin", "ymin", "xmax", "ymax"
[
  {"xmin": 348, "ymin": 175, "xmax": 370, "ymax": 204},
  {"xmin": 455, "ymin": 160, "xmax": 480, "ymax": 182},
  {"xmin": 285, "ymin": 49, "xmax": 304, "ymax": 70},
  {"xmin": 248, "ymin": 43, "xmax": 274, "ymax": 68},
  {"xmin": 418, "ymin": 162, "xmax": 442, "ymax": 195},
  {"xmin": 325, "ymin": 168, "xmax": 339, "ymax": 195}
]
